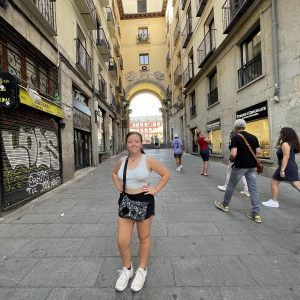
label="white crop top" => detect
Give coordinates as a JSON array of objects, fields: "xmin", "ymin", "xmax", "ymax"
[{"xmin": 118, "ymin": 154, "xmax": 151, "ymax": 189}]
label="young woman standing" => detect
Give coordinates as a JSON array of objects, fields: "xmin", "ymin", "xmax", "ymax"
[{"xmin": 112, "ymin": 132, "xmax": 170, "ymax": 292}]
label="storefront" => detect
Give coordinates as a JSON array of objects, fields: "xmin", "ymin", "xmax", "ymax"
[
  {"xmin": 96, "ymin": 108, "xmax": 105, "ymax": 152},
  {"xmin": 73, "ymin": 95, "xmax": 92, "ymax": 170},
  {"xmin": 0, "ymin": 80, "xmax": 64, "ymax": 211},
  {"xmin": 207, "ymin": 118, "xmax": 222, "ymax": 155},
  {"xmin": 236, "ymin": 100, "xmax": 270, "ymax": 159}
]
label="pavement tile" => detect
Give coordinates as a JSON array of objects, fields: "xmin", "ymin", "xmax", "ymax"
[
  {"xmin": 173, "ymin": 257, "xmax": 257, "ymax": 287},
  {"xmin": 166, "ymin": 222, "xmax": 220, "ymax": 236},
  {"xmin": 63, "ymin": 223, "xmax": 117, "ymax": 238},
  {"xmin": 0, "ymin": 238, "xmax": 31, "ymax": 257},
  {"xmin": 0, "ymin": 288, "xmax": 51, "ymax": 300},
  {"xmin": 19, "ymin": 257, "xmax": 104, "ymax": 287}
]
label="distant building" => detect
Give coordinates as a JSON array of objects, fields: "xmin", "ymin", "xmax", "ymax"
[{"xmin": 129, "ymin": 116, "xmax": 163, "ymax": 144}]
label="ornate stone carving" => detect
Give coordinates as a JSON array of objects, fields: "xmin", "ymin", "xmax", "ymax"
[
  {"xmin": 154, "ymin": 71, "xmax": 164, "ymax": 80},
  {"xmin": 125, "ymin": 71, "xmax": 137, "ymax": 81}
]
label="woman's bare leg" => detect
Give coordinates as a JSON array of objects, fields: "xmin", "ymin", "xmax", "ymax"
[{"xmin": 271, "ymin": 179, "xmax": 281, "ymax": 201}]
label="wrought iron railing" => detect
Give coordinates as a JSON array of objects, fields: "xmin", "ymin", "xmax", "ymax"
[
  {"xmin": 31, "ymin": 0, "xmax": 57, "ymax": 31},
  {"xmin": 105, "ymin": 7, "xmax": 114, "ymax": 22},
  {"xmin": 197, "ymin": 29, "xmax": 216, "ymax": 67},
  {"xmin": 98, "ymin": 74, "xmax": 107, "ymax": 99},
  {"xmin": 86, "ymin": 0, "xmax": 97, "ymax": 24},
  {"xmin": 182, "ymin": 18, "xmax": 193, "ymax": 48},
  {"xmin": 182, "ymin": 0, "xmax": 187, "ymax": 10},
  {"xmin": 238, "ymin": 53, "xmax": 262, "ymax": 87},
  {"xmin": 174, "ymin": 65, "xmax": 182, "ymax": 85},
  {"xmin": 137, "ymin": 34, "xmax": 150, "ymax": 43},
  {"xmin": 207, "ymin": 87, "xmax": 218, "ymax": 107},
  {"xmin": 96, "ymin": 27, "xmax": 110, "ymax": 51},
  {"xmin": 196, "ymin": 0, "xmax": 207, "ymax": 17},
  {"xmin": 76, "ymin": 39, "xmax": 92, "ymax": 77},
  {"xmin": 0, "ymin": 42, "xmax": 59, "ymax": 104},
  {"xmin": 222, "ymin": 0, "xmax": 253, "ymax": 33},
  {"xmin": 183, "ymin": 63, "xmax": 194, "ymax": 87}
]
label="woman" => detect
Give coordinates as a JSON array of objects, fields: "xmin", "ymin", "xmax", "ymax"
[
  {"xmin": 112, "ymin": 132, "xmax": 170, "ymax": 292},
  {"xmin": 197, "ymin": 131, "xmax": 211, "ymax": 176},
  {"xmin": 262, "ymin": 127, "xmax": 300, "ymax": 208}
]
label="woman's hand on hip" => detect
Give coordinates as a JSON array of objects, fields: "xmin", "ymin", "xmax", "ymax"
[{"xmin": 143, "ymin": 185, "xmax": 156, "ymax": 195}]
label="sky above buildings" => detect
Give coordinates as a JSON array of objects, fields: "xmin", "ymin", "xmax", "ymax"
[{"xmin": 129, "ymin": 93, "xmax": 162, "ymax": 117}]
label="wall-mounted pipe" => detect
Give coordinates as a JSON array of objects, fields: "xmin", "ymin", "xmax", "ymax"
[{"xmin": 272, "ymin": 0, "xmax": 280, "ymax": 102}]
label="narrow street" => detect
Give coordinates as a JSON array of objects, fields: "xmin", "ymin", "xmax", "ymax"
[{"xmin": 0, "ymin": 149, "xmax": 299, "ymax": 300}]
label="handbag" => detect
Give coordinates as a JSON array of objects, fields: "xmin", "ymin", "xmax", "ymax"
[
  {"xmin": 118, "ymin": 157, "xmax": 148, "ymax": 222},
  {"xmin": 237, "ymin": 133, "xmax": 264, "ymax": 174}
]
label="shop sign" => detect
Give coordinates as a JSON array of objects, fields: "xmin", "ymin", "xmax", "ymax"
[
  {"xmin": 0, "ymin": 71, "xmax": 19, "ymax": 107},
  {"xmin": 236, "ymin": 100, "xmax": 268, "ymax": 122},
  {"xmin": 206, "ymin": 118, "xmax": 221, "ymax": 131},
  {"xmin": 74, "ymin": 107, "xmax": 91, "ymax": 132},
  {"xmin": 19, "ymin": 87, "xmax": 65, "ymax": 118}
]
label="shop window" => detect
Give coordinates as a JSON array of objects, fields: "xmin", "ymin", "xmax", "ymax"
[
  {"xmin": 238, "ymin": 26, "xmax": 262, "ymax": 87},
  {"xmin": 209, "ymin": 129, "xmax": 222, "ymax": 155},
  {"xmin": 139, "ymin": 53, "xmax": 149, "ymax": 65},
  {"xmin": 137, "ymin": 0, "xmax": 147, "ymax": 13},
  {"xmin": 190, "ymin": 91, "xmax": 196, "ymax": 117}
]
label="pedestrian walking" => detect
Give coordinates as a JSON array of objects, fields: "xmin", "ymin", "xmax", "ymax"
[
  {"xmin": 171, "ymin": 133, "xmax": 184, "ymax": 171},
  {"xmin": 218, "ymin": 130, "xmax": 250, "ymax": 196},
  {"xmin": 112, "ymin": 131, "xmax": 170, "ymax": 292},
  {"xmin": 197, "ymin": 131, "xmax": 210, "ymax": 176},
  {"xmin": 215, "ymin": 119, "xmax": 262, "ymax": 223},
  {"xmin": 154, "ymin": 135, "xmax": 160, "ymax": 151},
  {"xmin": 262, "ymin": 127, "xmax": 300, "ymax": 208}
]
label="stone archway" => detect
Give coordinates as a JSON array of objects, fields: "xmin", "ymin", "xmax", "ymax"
[{"xmin": 125, "ymin": 79, "xmax": 170, "ymax": 144}]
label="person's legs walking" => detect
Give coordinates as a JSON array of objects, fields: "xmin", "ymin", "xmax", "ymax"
[
  {"xmin": 218, "ymin": 161, "xmax": 232, "ymax": 191},
  {"xmin": 262, "ymin": 179, "xmax": 281, "ymax": 207},
  {"xmin": 291, "ymin": 181, "xmax": 300, "ymax": 192},
  {"xmin": 240, "ymin": 176, "xmax": 250, "ymax": 196},
  {"xmin": 244, "ymin": 169, "xmax": 260, "ymax": 214}
]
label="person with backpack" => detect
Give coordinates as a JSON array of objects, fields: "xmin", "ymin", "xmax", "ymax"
[{"xmin": 171, "ymin": 134, "xmax": 184, "ymax": 171}]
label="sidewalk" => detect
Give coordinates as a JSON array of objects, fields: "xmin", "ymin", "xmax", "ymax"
[{"xmin": 0, "ymin": 149, "xmax": 299, "ymax": 300}]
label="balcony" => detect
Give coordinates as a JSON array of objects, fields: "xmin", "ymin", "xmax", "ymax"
[
  {"xmin": 173, "ymin": 21, "xmax": 180, "ymax": 45},
  {"xmin": 22, "ymin": 0, "xmax": 57, "ymax": 35},
  {"xmin": 197, "ymin": 29, "xmax": 216, "ymax": 68},
  {"xmin": 105, "ymin": 7, "xmax": 116, "ymax": 37},
  {"xmin": 76, "ymin": 39, "xmax": 92, "ymax": 79},
  {"xmin": 174, "ymin": 65, "xmax": 182, "ymax": 85},
  {"xmin": 97, "ymin": 74, "xmax": 107, "ymax": 100},
  {"xmin": 182, "ymin": 18, "xmax": 193, "ymax": 48},
  {"xmin": 114, "ymin": 42, "xmax": 120, "ymax": 57},
  {"xmin": 137, "ymin": 34, "xmax": 150, "ymax": 44},
  {"xmin": 119, "ymin": 56, "xmax": 124, "ymax": 70},
  {"xmin": 222, "ymin": 0, "xmax": 254, "ymax": 34},
  {"xmin": 196, "ymin": 0, "xmax": 208, "ymax": 17},
  {"xmin": 207, "ymin": 87, "xmax": 218, "ymax": 107},
  {"xmin": 166, "ymin": 52, "xmax": 171, "ymax": 67},
  {"xmin": 182, "ymin": 0, "xmax": 187, "ymax": 10},
  {"xmin": 110, "ymin": 93, "xmax": 116, "ymax": 110},
  {"xmin": 238, "ymin": 53, "xmax": 262, "ymax": 88},
  {"xmin": 96, "ymin": 27, "xmax": 110, "ymax": 62},
  {"xmin": 183, "ymin": 63, "xmax": 194, "ymax": 87},
  {"xmin": 108, "ymin": 58, "xmax": 117, "ymax": 78},
  {"xmin": 76, "ymin": 0, "xmax": 97, "ymax": 30}
]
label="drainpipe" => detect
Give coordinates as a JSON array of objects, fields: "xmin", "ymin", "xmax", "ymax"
[{"xmin": 272, "ymin": 0, "xmax": 280, "ymax": 102}]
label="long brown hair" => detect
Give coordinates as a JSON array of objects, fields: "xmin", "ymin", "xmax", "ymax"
[
  {"xmin": 276, "ymin": 127, "xmax": 300, "ymax": 153},
  {"xmin": 126, "ymin": 131, "xmax": 145, "ymax": 154}
]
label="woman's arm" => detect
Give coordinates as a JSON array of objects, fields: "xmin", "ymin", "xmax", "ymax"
[
  {"xmin": 112, "ymin": 157, "xmax": 125, "ymax": 192},
  {"xmin": 143, "ymin": 156, "xmax": 170, "ymax": 195},
  {"xmin": 280, "ymin": 142, "xmax": 291, "ymax": 177}
]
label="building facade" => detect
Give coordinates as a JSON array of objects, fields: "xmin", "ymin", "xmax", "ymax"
[
  {"xmin": 0, "ymin": 0, "xmax": 126, "ymax": 212},
  {"xmin": 167, "ymin": 0, "xmax": 300, "ymax": 177}
]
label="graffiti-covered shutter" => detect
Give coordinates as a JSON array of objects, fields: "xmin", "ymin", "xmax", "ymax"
[{"xmin": 0, "ymin": 106, "xmax": 61, "ymax": 209}]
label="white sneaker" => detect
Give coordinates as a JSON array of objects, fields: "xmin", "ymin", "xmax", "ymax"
[
  {"xmin": 240, "ymin": 190, "xmax": 250, "ymax": 197},
  {"xmin": 179, "ymin": 164, "xmax": 183, "ymax": 170},
  {"xmin": 262, "ymin": 199, "xmax": 279, "ymax": 208},
  {"xmin": 217, "ymin": 185, "xmax": 227, "ymax": 192},
  {"xmin": 176, "ymin": 167, "xmax": 181, "ymax": 171},
  {"xmin": 131, "ymin": 267, "xmax": 147, "ymax": 292},
  {"xmin": 115, "ymin": 264, "xmax": 134, "ymax": 292}
]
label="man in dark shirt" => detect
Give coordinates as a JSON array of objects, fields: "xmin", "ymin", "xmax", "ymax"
[{"xmin": 215, "ymin": 119, "xmax": 262, "ymax": 223}]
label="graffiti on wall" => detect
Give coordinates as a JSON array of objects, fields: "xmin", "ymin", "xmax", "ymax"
[{"xmin": 1, "ymin": 126, "xmax": 61, "ymax": 198}]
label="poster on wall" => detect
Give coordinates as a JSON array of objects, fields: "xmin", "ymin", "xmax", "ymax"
[{"xmin": 0, "ymin": 71, "xmax": 19, "ymax": 107}]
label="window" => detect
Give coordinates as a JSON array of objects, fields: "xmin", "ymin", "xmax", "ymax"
[
  {"xmin": 190, "ymin": 91, "xmax": 196, "ymax": 117},
  {"xmin": 139, "ymin": 53, "xmax": 149, "ymax": 65},
  {"xmin": 138, "ymin": 27, "xmax": 148, "ymax": 39},
  {"xmin": 137, "ymin": 0, "xmax": 147, "ymax": 13},
  {"xmin": 208, "ymin": 70, "xmax": 218, "ymax": 107},
  {"xmin": 239, "ymin": 26, "xmax": 262, "ymax": 87}
]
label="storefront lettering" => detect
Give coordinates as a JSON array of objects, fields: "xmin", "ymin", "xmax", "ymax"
[
  {"xmin": 236, "ymin": 101, "xmax": 268, "ymax": 122},
  {"xmin": 2, "ymin": 127, "xmax": 60, "ymax": 171}
]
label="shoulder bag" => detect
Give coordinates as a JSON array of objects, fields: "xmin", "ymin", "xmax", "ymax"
[
  {"xmin": 237, "ymin": 133, "xmax": 264, "ymax": 174},
  {"xmin": 118, "ymin": 157, "xmax": 149, "ymax": 221}
]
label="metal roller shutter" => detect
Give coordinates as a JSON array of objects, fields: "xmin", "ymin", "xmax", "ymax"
[{"xmin": 0, "ymin": 105, "xmax": 61, "ymax": 210}]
